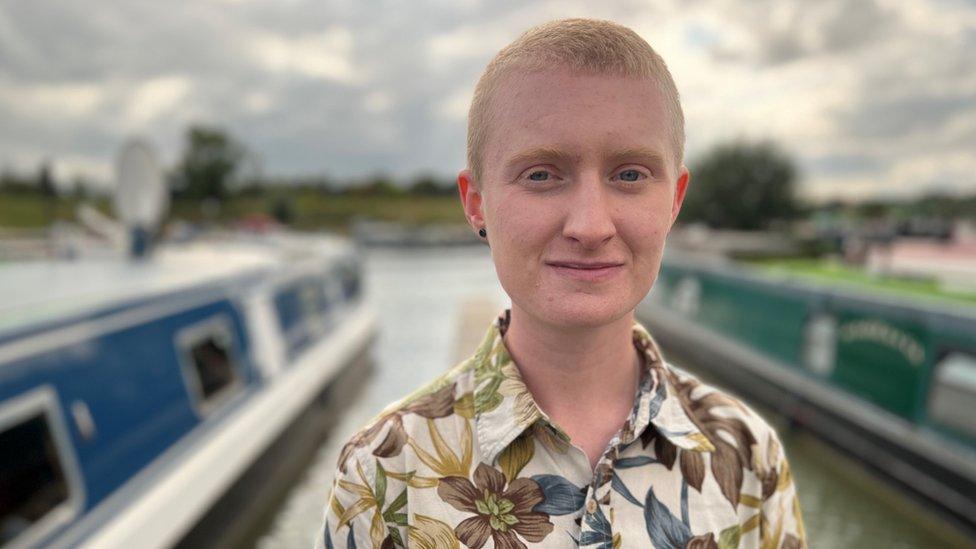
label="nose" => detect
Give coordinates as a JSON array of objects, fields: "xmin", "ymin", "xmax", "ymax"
[{"xmin": 562, "ymin": 172, "xmax": 616, "ymax": 249}]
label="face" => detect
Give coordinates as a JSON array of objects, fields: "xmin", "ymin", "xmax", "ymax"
[{"xmin": 458, "ymin": 67, "xmax": 689, "ymax": 329}]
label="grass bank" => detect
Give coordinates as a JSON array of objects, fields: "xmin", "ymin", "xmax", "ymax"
[
  {"xmin": 0, "ymin": 193, "xmax": 464, "ymax": 231},
  {"xmin": 745, "ymin": 257, "xmax": 976, "ymax": 307}
]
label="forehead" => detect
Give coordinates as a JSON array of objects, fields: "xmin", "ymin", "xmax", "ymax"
[{"xmin": 482, "ymin": 68, "xmax": 673, "ymax": 176}]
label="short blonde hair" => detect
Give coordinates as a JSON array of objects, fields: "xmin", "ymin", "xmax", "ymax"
[{"xmin": 466, "ymin": 18, "xmax": 685, "ymax": 182}]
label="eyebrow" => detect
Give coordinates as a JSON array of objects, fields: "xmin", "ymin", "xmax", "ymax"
[
  {"xmin": 504, "ymin": 147, "xmax": 668, "ymax": 173},
  {"xmin": 503, "ymin": 147, "xmax": 580, "ymax": 172},
  {"xmin": 604, "ymin": 148, "xmax": 668, "ymax": 168}
]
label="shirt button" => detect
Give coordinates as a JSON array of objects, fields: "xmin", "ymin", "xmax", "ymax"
[{"xmin": 585, "ymin": 499, "xmax": 598, "ymax": 514}]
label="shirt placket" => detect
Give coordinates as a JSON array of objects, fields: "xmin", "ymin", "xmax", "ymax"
[
  {"xmin": 577, "ymin": 378, "xmax": 651, "ymax": 547},
  {"xmin": 577, "ymin": 442, "xmax": 623, "ymax": 547}
]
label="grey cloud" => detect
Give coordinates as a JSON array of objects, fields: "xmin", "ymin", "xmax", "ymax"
[
  {"xmin": 1, "ymin": 0, "xmax": 974, "ymax": 202},
  {"xmin": 817, "ymin": 0, "xmax": 899, "ymax": 53},
  {"xmin": 834, "ymin": 91, "xmax": 976, "ymax": 140},
  {"xmin": 804, "ymin": 154, "xmax": 881, "ymax": 177},
  {"xmin": 828, "ymin": 21, "xmax": 976, "ymax": 151},
  {"xmin": 710, "ymin": 0, "xmax": 903, "ymax": 66},
  {"xmin": 0, "ymin": 2, "xmax": 246, "ymax": 81}
]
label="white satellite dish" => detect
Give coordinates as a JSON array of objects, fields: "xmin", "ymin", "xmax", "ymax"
[{"xmin": 113, "ymin": 138, "xmax": 168, "ymax": 229}]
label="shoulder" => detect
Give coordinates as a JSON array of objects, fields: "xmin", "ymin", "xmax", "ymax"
[
  {"xmin": 334, "ymin": 358, "xmax": 477, "ymax": 477},
  {"xmin": 659, "ymin": 363, "xmax": 808, "ymax": 549},
  {"xmin": 661, "ymin": 360, "xmax": 788, "ymax": 481}
]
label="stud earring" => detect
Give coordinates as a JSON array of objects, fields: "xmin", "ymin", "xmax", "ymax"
[{"xmin": 478, "ymin": 228, "xmax": 487, "ymax": 238}]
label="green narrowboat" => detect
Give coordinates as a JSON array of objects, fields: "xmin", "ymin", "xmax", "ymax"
[{"xmin": 637, "ymin": 252, "xmax": 976, "ymax": 536}]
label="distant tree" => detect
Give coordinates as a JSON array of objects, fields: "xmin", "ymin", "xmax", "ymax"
[
  {"xmin": 0, "ymin": 169, "xmax": 38, "ymax": 194},
  {"xmin": 856, "ymin": 200, "xmax": 890, "ymax": 219},
  {"xmin": 38, "ymin": 161, "xmax": 57, "ymax": 198},
  {"xmin": 681, "ymin": 140, "xmax": 799, "ymax": 230},
  {"xmin": 235, "ymin": 181, "xmax": 268, "ymax": 198},
  {"xmin": 173, "ymin": 126, "xmax": 246, "ymax": 200},
  {"xmin": 408, "ymin": 174, "xmax": 454, "ymax": 196},
  {"xmin": 270, "ymin": 195, "xmax": 296, "ymax": 225},
  {"xmin": 350, "ymin": 175, "xmax": 402, "ymax": 197},
  {"xmin": 70, "ymin": 175, "xmax": 91, "ymax": 199}
]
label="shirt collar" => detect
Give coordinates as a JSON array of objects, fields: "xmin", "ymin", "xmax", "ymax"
[{"xmin": 471, "ymin": 310, "xmax": 715, "ymax": 465}]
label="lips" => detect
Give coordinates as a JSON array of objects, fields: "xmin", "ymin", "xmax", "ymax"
[
  {"xmin": 545, "ymin": 260, "xmax": 624, "ymax": 282},
  {"xmin": 547, "ymin": 261, "xmax": 623, "ymax": 269}
]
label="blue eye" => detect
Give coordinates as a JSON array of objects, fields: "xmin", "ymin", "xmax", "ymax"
[
  {"xmin": 618, "ymin": 169, "xmax": 643, "ymax": 182},
  {"xmin": 527, "ymin": 170, "xmax": 550, "ymax": 182}
]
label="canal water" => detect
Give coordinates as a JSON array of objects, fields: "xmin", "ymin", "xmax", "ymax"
[{"xmin": 256, "ymin": 247, "xmax": 966, "ymax": 548}]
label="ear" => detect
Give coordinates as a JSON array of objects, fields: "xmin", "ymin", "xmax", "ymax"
[
  {"xmin": 669, "ymin": 165, "xmax": 690, "ymax": 229},
  {"xmin": 457, "ymin": 168, "xmax": 486, "ymax": 232}
]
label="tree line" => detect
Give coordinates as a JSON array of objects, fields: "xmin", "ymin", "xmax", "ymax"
[{"xmin": 3, "ymin": 125, "xmax": 974, "ymax": 229}]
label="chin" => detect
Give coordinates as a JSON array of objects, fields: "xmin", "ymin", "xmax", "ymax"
[{"xmin": 523, "ymin": 293, "xmax": 638, "ymax": 330}]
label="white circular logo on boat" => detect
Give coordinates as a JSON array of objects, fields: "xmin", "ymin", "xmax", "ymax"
[
  {"xmin": 671, "ymin": 276, "xmax": 701, "ymax": 318},
  {"xmin": 803, "ymin": 313, "xmax": 837, "ymax": 376}
]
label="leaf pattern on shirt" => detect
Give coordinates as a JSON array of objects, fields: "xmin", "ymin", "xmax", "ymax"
[
  {"xmin": 666, "ymin": 368, "xmax": 757, "ymax": 508},
  {"xmin": 643, "ymin": 484, "xmax": 693, "ymax": 547},
  {"xmin": 407, "ymin": 514, "xmax": 459, "ymax": 549},
  {"xmin": 319, "ymin": 311, "xmax": 807, "ymax": 549},
  {"xmin": 336, "ymin": 380, "xmax": 458, "ymax": 473},
  {"xmin": 579, "ymin": 503, "xmax": 613, "ymax": 548},
  {"xmin": 531, "ymin": 474, "xmax": 586, "ymax": 516},
  {"xmin": 409, "ymin": 418, "xmax": 473, "ymax": 478},
  {"xmin": 498, "ymin": 434, "xmax": 535, "ymax": 482}
]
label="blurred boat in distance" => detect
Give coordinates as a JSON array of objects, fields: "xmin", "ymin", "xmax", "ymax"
[{"xmin": 0, "ymin": 141, "xmax": 376, "ymax": 549}]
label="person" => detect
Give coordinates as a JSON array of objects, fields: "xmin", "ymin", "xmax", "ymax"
[{"xmin": 317, "ymin": 18, "xmax": 806, "ymax": 549}]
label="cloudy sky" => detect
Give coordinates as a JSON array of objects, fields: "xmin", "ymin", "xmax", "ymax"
[{"xmin": 1, "ymin": 0, "xmax": 974, "ymax": 201}]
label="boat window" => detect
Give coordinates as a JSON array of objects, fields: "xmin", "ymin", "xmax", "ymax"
[
  {"xmin": 928, "ymin": 351, "xmax": 976, "ymax": 438},
  {"xmin": 179, "ymin": 318, "xmax": 242, "ymax": 413},
  {"xmin": 301, "ymin": 278, "xmax": 329, "ymax": 319},
  {"xmin": 340, "ymin": 260, "xmax": 361, "ymax": 300},
  {"xmin": 0, "ymin": 393, "xmax": 77, "ymax": 547}
]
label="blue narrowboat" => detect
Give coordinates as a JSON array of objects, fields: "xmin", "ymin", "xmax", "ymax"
[{"xmin": 0, "ymin": 232, "xmax": 376, "ymax": 548}]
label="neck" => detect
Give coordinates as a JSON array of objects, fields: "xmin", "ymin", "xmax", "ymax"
[{"xmin": 503, "ymin": 305, "xmax": 641, "ymax": 417}]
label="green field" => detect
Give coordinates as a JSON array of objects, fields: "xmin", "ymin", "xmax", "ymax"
[
  {"xmin": 0, "ymin": 194, "xmax": 91, "ymax": 227},
  {"xmin": 745, "ymin": 258, "xmax": 976, "ymax": 307},
  {"xmin": 0, "ymin": 193, "xmax": 465, "ymax": 232}
]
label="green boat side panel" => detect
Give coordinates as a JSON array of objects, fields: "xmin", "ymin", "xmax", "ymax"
[
  {"xmin": 831, "ymin": 309, "xmax": 927, "ymax": 418},
  {"xmin": 653, "ymin": 261, "xmax": 976, "ymax": 449}
]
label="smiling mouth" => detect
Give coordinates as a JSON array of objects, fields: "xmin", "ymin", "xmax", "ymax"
[{"xmin": 545, "ymin": 261, "xmax": 624, "ymax": 281}]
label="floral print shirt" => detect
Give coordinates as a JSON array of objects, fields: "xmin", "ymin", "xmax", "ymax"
[{"xmin": 317, "ymin": 311, "xmax": 806, "ymax": 549}]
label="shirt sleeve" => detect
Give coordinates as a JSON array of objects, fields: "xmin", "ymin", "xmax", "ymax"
[
  {"xmin": 759, "ymin": 431, "xmax": 807, "ymax": 549},
  {"xmin": 314, "ymin": 452, "xmax": 392, "ymax": 549}
]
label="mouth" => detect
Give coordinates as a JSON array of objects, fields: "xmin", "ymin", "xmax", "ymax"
[{"xmin": 545, "ymin": 260, "xmax": 625, "ymax": 282}]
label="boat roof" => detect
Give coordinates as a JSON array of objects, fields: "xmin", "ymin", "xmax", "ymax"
[{"xmin": 0, "ymin": 233, "xmax": 350, "ymax": 336}]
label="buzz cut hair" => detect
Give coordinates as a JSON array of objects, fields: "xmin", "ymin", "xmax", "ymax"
[{"xmin": 466, "ymin": 18, "xmax": 685, "ymax": 183}]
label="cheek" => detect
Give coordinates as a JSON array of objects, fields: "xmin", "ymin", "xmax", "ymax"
[
  {"xmin": 620, "ymin": 206, "xmax": 671, "ymax": 267},
  {"xmin": 488, "ymin": 194, "xmax": 558, "ymax": 252},
  {"xmin": 486, "ymin": 196, "xmax": 562, "ymax": 297}
]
